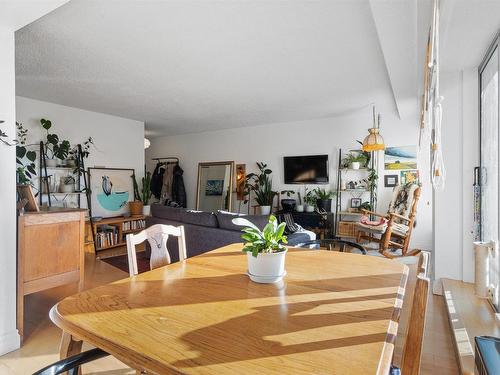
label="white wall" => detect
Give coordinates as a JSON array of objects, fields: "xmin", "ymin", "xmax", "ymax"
[
  {"xmin": 16, "ymin": 96, "xmax": 145, "ymax": 208},
  {"xmin": 0, "ymin": 25, "xmax": 20, "ymax": 356},
  {"xmin": 433, "ymin": 69, "xmax": 479, "ymax": 289},
  {"xmin": 147, "ymin": 108, "xmax": 433, "ymax": 251}
]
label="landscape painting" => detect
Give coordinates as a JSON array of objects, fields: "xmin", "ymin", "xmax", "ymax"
[
  {"xmin": 89, "ymin": 167, "xmax": 135, "ymax": 218},
  {"xmin": 384, "ymin": 145, "xmax": 418, "ymax": 170}
]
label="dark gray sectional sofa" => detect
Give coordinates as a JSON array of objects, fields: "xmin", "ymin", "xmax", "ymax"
[{"xmin": 145, "ymin": 204, "xmax": 315, "ymax": 262}]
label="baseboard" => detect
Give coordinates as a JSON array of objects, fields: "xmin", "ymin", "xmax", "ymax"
[
  {"xmin": 0, "ymin": 329, "xmax": 20, "ymax": 356},
  {"xmin": 432, "ymin": 277, "xmax": 444, "ymax": 295}
]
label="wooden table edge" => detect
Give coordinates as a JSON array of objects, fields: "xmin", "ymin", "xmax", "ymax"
[{"xmin": 49, "ymin": 305, "xmax": 182, "ymax": 374}]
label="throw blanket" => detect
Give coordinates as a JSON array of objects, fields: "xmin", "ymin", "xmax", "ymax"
[{"xmin": 388, "ymin": 183, "xmax": 418, "ymax": 219}]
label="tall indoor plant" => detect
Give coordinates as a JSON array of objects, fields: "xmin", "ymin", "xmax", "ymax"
[
  {"xmin": 132, "ymin": 171, "xmax": 152, "ymax": 215},
  {"xmin": 244, "ymin": 162, "xmax": 277, "ymax": 215},
  {"xmin": 233, "ymin": 215, "xmax": 288, "ymax": 283},
  {"xmin": 41, "ymin": 118, "xmax": 70, "ymax": 167}
]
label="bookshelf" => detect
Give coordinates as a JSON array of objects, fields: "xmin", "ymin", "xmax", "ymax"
[{"xmin": 91, "ymin": 215, "xmax": 146, "ymax": 253}]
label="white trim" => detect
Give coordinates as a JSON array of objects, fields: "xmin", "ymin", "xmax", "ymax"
[{"xmin": 0, "ymin": 329, "xmax": 20, "ymax": 356}]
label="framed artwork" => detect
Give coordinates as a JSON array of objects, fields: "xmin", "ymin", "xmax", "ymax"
[
  {"xmin": 384, "ymin": 174, "xmax": 399, "ymax": 188},
  {"xmin": 400, "ymin": 170, "xmax": 420, "ymax": 185},
  {"xmin": 88, "ymin": 167, "xmax": 135, "ymax": 218},
  {"xmin": 351, "ymin": 198, "xmax": 362, "ymax": 208},
  {"xmin": 384, "ymin": 145, "xmax": 418, "ymax": 170},
  {"xmin": 205, "ymin": 179, "xmax": 224, "ymax": 196},
  {"xmin": 17, "ymin": 185, "xmax": 39, "ymax": 212}
]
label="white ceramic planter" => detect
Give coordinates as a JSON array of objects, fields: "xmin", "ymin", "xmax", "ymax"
[
  {"xmin": 247, "ymin": 250, "xmax": 287, "ymax": 283},
  {"xmin": 143, "ymin": 205, "xmax": 151, "ymax": 216},
  {"xmin": 305, "ymin": 204, "xmax": 315, "ymax": 212},
  {"xmin": 351, "ymin": 162, "xmax": 361, "ymax": 170},
  {"xmin": 296, "ymin": 204, "xmax": 304, "ymax": 212},
  {"xmin": 259, "ymin": 205, "xmax": 271, "ymax": 215},
  {"xmin": 60, "ymin": 184, "xmax": 75, "ymax": 193}
]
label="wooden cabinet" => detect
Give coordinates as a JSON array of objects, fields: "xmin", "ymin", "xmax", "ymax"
[
  {"xmin": 17, "ymin": 208, "xmax": 86, "ymax": 342},
  {"xmin": 337, "ymin": 220, "xmax": 360, "ymax": 238}
]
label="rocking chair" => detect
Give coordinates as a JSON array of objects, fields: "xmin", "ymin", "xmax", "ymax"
[{"xmin": 356, "ymin": 183, "xmax": 421, "ymax": 258}]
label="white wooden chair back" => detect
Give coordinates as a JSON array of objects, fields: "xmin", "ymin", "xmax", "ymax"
[
  {"xmin": 126, "ymin": 224, "xmax": 186, "ymax": 277},
  {"xmin": 400, "ymin": 251, "xmax": 430, "ymax": 375}
]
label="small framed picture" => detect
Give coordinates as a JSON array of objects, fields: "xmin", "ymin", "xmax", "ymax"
[
  {"xmin": 351, "ymin": 198, "xmax": 362, "ymax": 208},
  {"xmin": 384, "ymin": 174, "xmax": 399, "ymax": 188}
]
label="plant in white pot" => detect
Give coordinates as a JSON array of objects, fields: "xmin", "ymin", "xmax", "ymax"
[
  {"xmin": 132, "ymin": 171, "xmax": 153, "ymax": 215},
  {"xmin": 244, "ymin": 162, "xmax": 277, "ymax": 215},
  {"xmin": 304, "ymin": 188, "xmax": 316, "ymax": 212},
  {"xmin": 233, "ymin": 215, "xmax": 288, "ymax": 283}
]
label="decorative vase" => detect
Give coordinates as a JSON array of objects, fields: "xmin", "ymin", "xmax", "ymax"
[
  {"xmin": 143, "ymin": 205, "xmax": 151, "ymax": 216},
  {"xmin": 45, "ymin": 159, "xmax": 58, "ymax": 168},
  {"xmin": 296, "ymin": 204, "xmax": 304, "ymax": 212},
  {"xmin": 281, "ymin": 199, "xmax": 296, "ymax": 211},
  {"xmin": 129, "ymin": 201, "xmax": 144, "ymax": 216},
  {"xmin": 247, "ymin": 250, "xmax": 287, "ymax": 283},
  {"xmin": 305, "ymin": 205, "xmax": 315, "ymax": 212},
  {"xmin": 316, "ymin": 199, "xmax": 332, "ymax": 212},
  {"xmin": 351, "ymin": 162, "xmax": 361, "ymax": 170},
  {"xmin": 258, "ymin": 205, "xmax": 271, "ymax": 215},
  {"xmin": 60, "ymin": 182, "xmax": 75, "ymax": 193}
]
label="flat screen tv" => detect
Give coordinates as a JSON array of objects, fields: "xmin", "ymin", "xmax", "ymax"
[{"xmin": 283, "ymin": 155, "xmax": 329, "ymax": 184}]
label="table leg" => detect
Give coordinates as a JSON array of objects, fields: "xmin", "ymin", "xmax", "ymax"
[{"xmin": 59, "ymin": 331, "xmax": 83, "ymax": 375}]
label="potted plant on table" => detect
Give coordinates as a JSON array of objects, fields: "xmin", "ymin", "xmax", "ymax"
[
  {"xmin": 41, "ymin": 118, "xmax": 70, "ymax": 167},
  {"xmin": 296, "ymin": 191, "xmax": 304, "ymax": 212},
  {"xmin": 232, "ymin": 215, "xmax": 288, "ymax": 283},
  {"xmin": 280, "ymin": 190, "xmax": 296, "ymax": 211},
  {"xmin": 342, "ymin": 152, "xmax": 368, "ymax": 170},
  {"xmin": 132, "ymin": 172, "xmax": 152, "ymax": 216},
  {"xmin": 304, "ymin": 187, "xmax": 316, "ymax": 212},
  {"xmin": 314, "ymin": 187, "xmax": 336, "ymax": 212},
  {"xmin": 244, "ymin": 162, "xmax": 277, "ymax": 215}
]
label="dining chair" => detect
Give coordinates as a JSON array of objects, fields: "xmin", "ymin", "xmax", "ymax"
[
  {"xmin": 126, "ymin": 223, "xmax": 187, "ymax": 276},
  {"xmin": 391, "ymin": 251, "xmax": 430, "ymax": 375},
  {"xmin": 33, "ymin": 348, "xmax": 109, "ymax": 375}
]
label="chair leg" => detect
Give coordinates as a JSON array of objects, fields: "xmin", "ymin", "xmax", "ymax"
[{"xmin": 60, "ymin": 332, "xmax": 83, "ymax": 375}]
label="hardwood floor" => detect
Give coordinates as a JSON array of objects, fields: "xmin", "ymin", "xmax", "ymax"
[{"xmin": 0, "ymin": 253, "xmax": 459, "ymax": 374}]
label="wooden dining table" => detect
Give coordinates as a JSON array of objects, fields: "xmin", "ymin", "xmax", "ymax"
[{"xmin": 50, "ymin": 243, "xmax": 409, "ymax": 375}]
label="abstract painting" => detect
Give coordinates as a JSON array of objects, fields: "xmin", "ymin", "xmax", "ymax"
[
  {"xmin": 384, "ymin": 145, "xmax": 418, "ymax": 170},
  {"xmin": 205, "ymin": 179, "xmax": 224, "ymax": 196},
  {"xmin": 88, "ymin": 167, "xmax": 135, "ymax": 218}
]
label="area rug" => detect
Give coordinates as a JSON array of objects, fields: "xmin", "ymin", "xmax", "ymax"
[{"xmin": 101, "ymin": 252, "xmax": 150, "ymax": 274}]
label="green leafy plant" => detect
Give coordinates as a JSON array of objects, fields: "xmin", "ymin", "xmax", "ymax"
[
  {"xmin": 244, "ymin": 162, "xmax": 277, "ymax": 206},
  {"xmin": 41, "ymin": 118, "xmax": 71, "ymax": 160},
  {"xmin": 233, "ymin": 215, "xmax": 287, "ymax": 258},
  {"xmin": 356, "ymin": 140, "xmax": 371, "ymax": 165},
  {"xmin": 313, "ymin": 187, "xmax": 336, "ymax": 200},
  {"xmin": 132, "ymin": 172, "xmax": 152, "ymax": 204},
  {"xmin": 359, "ymin": 201, "xmax": 372, "ymax": 211},
  {"xmin": 297, "ymin": 191, "xmax": 302, "ymax": 205},
  {"xmin": 304, "ymin": 187, "xmax": 317, "ymax": 206},
  {"xmin": 342, "ymin": 152, "xmax": 368, "ymax": 168},
  {"xmin": 280, "ymin": 190, "xmax": 295, "ymax": 197},
  {"xmin": 69, "ymin": 137, "xmax": 95, "ymax": 176},
  {"xmin": 16, "ymin": 122, "xmax": 37, "ymax": 185}
]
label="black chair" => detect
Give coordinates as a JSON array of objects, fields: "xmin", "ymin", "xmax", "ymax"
[
  {"xmin": 294, "ymin": 239, "xmax": 367, "ymax": 255},
  {"xmin": 33, "ymin": 348, "xmax": 109, "ymax": 375}
]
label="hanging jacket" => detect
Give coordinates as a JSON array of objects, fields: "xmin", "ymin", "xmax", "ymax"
[
  {"xmin": 171, "ymin": 164, "xmax": 187, "ymax": 208},
  {"xmin": 151, "ymin": 162, "xmax": 165, "ymax": 199}
]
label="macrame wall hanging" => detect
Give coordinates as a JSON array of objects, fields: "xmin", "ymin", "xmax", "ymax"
[{"xmin": 419, "ymin": 0, "xmax": 446, "ymax": 191}]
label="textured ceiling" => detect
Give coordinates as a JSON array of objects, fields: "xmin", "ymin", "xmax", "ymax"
[{"xmin": 16, "ymin": 0, "xmax": 397, "ymax": 136}]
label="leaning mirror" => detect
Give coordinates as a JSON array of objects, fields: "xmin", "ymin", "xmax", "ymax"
[{"xmin": 196, "ymin": 161, "xmax": 234, "ymax": 211}]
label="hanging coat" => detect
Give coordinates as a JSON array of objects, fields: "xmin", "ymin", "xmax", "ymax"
[
  {"xmin": 150, "ymin": 163, "xmax": 165, "ymax": 199},
  {"xmin": 171, "ymin": 164, "xmax": 187, "ymax": 208}
]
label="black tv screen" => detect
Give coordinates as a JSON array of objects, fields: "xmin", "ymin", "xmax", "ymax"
[{"xmin": 283, "ymin": 155, "xmax": 329, "ymax": 184}]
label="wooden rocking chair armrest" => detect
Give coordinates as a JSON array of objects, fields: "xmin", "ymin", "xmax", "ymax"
[
  {"xmin": 361, "ymin": 209, "xmax": 388, "ymax": 219},
  {"xmin": 388, "ymin": 212, "xmax": 411, "ymax": 222}
]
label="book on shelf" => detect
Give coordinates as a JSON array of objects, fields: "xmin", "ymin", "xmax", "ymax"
[
  {"xmin": 96, "ymin": 225, "xmax": 119, "ymax": 249},
  {"xmin": 122, "ymin": 219, "xmax": 146, "ymax": 231}
]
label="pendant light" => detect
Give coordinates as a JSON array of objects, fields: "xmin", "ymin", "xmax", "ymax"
[{"xmin": 362, "ymin": 106, "xmax": 385, "ymax": 152}]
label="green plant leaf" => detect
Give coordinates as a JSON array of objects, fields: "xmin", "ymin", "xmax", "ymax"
[
  {"xmin": 26, "ymin": 151, "xmax": 36, "ymax": 162},
  {"xmin": 16, "ymin": 146, "xmax": 26, "ymax": 158}
]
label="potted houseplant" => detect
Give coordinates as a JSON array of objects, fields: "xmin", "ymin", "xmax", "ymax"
[
  {"xmin": 280, "ymin": 190, "xmax": 296, "ymax": 211},
  {"xmin": 232, "ymin": 215, "xmax": 288, "ymax": 283},
  {"xmin": 314, "ymin": 187, "xmax": 336, "ymax": 212},
  {"xmin": 40, "ymin": 118, "xmax": 70, "ymax": 167},
  {"xmin": 304, "ymin": 188, "xmax": 316, "ymax": 212},
  {"xmin": 342, "ymin": 152, "xmax": 368, "ymax": 170},
  {"xmin": 296, "ymin": 191, "xmax": 304, "ymax": 212},
  {"xmin": 59, "ymin": 175, "xmax": 76, "ymax": 193},
  {"xmin": 244, "ymin": 162, "xmax": 277, "ymax": 215},
  {"xmin": 132, "ymin": 172, "xmax": 152, "ymax": 216}
]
